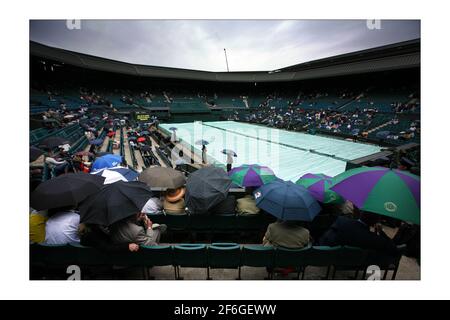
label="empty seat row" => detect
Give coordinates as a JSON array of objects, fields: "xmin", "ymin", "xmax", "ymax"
[{"xmin": 30, "ymin": 243, "xmax": 405, "ymax": 280}]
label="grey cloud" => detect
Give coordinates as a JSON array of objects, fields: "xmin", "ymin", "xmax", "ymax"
[{"xmin": 30, "ymin": 20, "xmax": 420, "ymax": 71}]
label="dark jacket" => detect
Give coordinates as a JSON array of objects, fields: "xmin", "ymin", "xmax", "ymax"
[
  {"xmin": 318, "ymin": 216, "xmax": 398, "ymax": 255},
  {"xmin": 80, "ymin": 226, "xmax": 129, "ymax": 253}
]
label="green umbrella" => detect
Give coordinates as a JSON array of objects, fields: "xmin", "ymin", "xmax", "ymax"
[
  {"xmin": 228, "ymin": 164, "xmax": 277, "ymax": 187},
  {"xmin": 330, "ymin": 167, "xmax": 420, "ymax": 224},
  {"xmin": 295, "ymin": 173, "xmax": 344, "ymax": 204}
]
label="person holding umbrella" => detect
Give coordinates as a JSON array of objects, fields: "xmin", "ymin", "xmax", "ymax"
[
  {"xmin": 79, "ymin": 181, "xmax": 167, "ymax": 247},
  {"xmin": 222, "ymin": 149, "xmax": 237, "ymax": 172},
  {"xmin": 318, "ymin": 210, "xmax": 398, "ymax": 255}
]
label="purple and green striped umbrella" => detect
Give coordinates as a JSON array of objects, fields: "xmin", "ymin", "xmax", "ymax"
[
  {"xmin": 330, "ymin": 167, "xmax": 420, "ymax": 224},
  {"xmin": 296, "ymin": 173, "xmax": 344, "ymax": 204},
  {"xmin": 228, "ymin": 164, "xmax": 277, "ymax": 187}
]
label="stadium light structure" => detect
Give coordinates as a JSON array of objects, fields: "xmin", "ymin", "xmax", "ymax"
[{"xmin": 224, "ymin": 48, "xmax": 229, "ymax": 72}]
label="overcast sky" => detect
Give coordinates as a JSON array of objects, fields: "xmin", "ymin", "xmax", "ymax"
[{"xmin": 30, "ymin": 20, "xmax": 420, "ymax": 72}]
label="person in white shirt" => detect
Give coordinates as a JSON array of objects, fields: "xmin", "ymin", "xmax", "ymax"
[
  {"xmin": 226, "ymin": 152, "xmax": 234, "ymax": 172},
  {"xmin": 171, "ymin": 130, "xmax": 177, "ymax": 143},
  {"xmin": 44, "ymin": 210, "xmax": 80, "ymax": 245},
  {"xmin": 141, "ymin": 197, "xmax": 163, "ymax": 215}
]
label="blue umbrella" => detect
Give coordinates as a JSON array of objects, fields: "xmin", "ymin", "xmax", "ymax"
[
  {"xmin": 376, "ymin": 131, "xmax": 391, "ymax": 139},
  {"xmin": 92, "ymin": 167, "xmax": 139, "ymax": 184},
  {"xmin": 140, "ymin": 131, "xmax": 150, "ymax": 135},
  {"xmin": 169, "ymin": 127, "xmax": 178, "ymax": 131},
  {"xmin": 254, "ymin": 180, "xmax": 321, "ymax": 221},
  {"xmin": 92, "ymin": 154, "xmax": 123, "ymax": 171},
  {"xmin": 89, "ymin": 139, "xmax": 103, "ymax": 146},
  {"xmin": 195, "ymin": 139, "xmax": 209, "ymax": 146}
]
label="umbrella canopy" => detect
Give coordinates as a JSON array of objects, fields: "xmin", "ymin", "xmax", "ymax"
[
  {"xmin": 30, "ymin": 146, "xmax": 45, "ymax": 162},
  {"xmin": 169, "ymin": 127, "xmax": 178, "ymax": 131},
  {"xmin": 222, "ymin": 149, "xmax": 237, "ymax": 157},
  {"xmin": 107, "ymin": 131, "xmax": 116, "ymax": 137},
  {"xmin": 128, "ymin": 136, "xmax": 137, "ymax": 141},
  {"xmin": 185, "ymin": 166, "xmax": 232, "ymax": 214},
  {"xmin": 30, "ymin": 172, "xmax": 105, "ymax": 210},
  {"xmin": 296, "ymin": 173, "xmax": 344, "ymax": 204},
  {"xmin": 195, "ymin": 139, "xmax": 209, "ymax": 146},
  {"xmin": 39, "ymin": 136, "xmax": 69, "ymax": 149},
  {"xmin": 92, "ymin": 154, "xmax": 123, "ymax": 171},
  {"xmin": 137, "ymin": 137, "xmax": 146, "ymax": 143},
  {"xmin": 228, "ymin": 164, "xmax": 276, "ymax": 187},
  {"xmin": 79, "ymin": 181, "xmax": 152, "ymax": 226},
  {"xmin": 92, "ymin": 167, "xmax": 139, "ymax": 184},
  {"xmin": 330, "ymin": 167, "xmax": 420, "ymax": 224},
  {"xmin": 140, "ymin": 131, "xmax": 150, "ymax": 135},
  {"xmin": 254, "ymin": 180, "xmax": 321, "ymax": 221},
  {"xmin": 89, "ymin": 138, "xmax": 103, "ymax": 146},
  {"xmin": 138, "ymin": 166, "xmax": 186, "ymax": 189}
]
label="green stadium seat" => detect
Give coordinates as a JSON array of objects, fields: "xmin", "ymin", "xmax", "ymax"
[
  {"xmin": 304, "ymin": 246, "xmax": 341, "ymax": 279},
  {"xmin": 332, "ymin": 246, "xmax": 368, "ymax": 279},
  {"xmin": 173, "ymin": 244, "xmax": 208, "ymax": 280},
  {"xmin": 273, "ymin": 246, "xmax": 311, "ymax": 279},
  {"xmin": 241, "ymin": 245, "xmax": 275, "ymax": 279},
  {"xmin": 207, "ymin": 243, "xmax": 242, "ymax": 280}
]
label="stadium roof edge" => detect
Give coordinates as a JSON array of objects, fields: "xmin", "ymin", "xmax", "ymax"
[{"xmin": 30, "ymin": 39, "xmax": 420, "ymax": 83}]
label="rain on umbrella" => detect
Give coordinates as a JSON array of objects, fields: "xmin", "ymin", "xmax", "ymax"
[
  {"xmin": 92, "ymin": 154, "xmax": 123, "ymax": 171},
  {"xmin": 138, "ymin": 166, "xmax": 186, "ymax": 189},
  {"xmin": 30, "ymin": 146, "xmax": 45, "ymax": 162},
  {"xmin": 79, "ymin": 181, "xmax": 153, "ymax": 226},
  {"xmin": 222, "ymin": 149, "xmax": 237, "ymax": 157},
  {"xmin": 296, "ymin": 173, "xmax": 343, "ymax": 204},
  {"xmin": 330, "ymin": 166, "xmax": 420, "ymax": 225},
  {"xmin": 92, "ymin": 167, "xmax": 139, "ymax": 184},
  {"xmin": 254, "ymin": 180, "xmax": 321, "ymax": 222},
  {"xmin": 185, "ymin": 166, "xmax": 232, "ymax": 214},
  {"xmin": 195, "ymin": 139, "xmax": 209, "ymax": 146},
  {"xmin": 30, "ymin": 172, "xmax": 105, "ymax": 210},
  {"xmin": 39, "ymin": 136, "xmax": 70, "ymax": 149},
  {"xmin": 228, "ymin": 164, "xmax": 276, "ymax": 187}
]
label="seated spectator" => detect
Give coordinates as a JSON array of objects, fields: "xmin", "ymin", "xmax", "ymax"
[
  {"xmin": 236, "ymin": 194, "xmax": 260, "ymax": 215},
  {"xmin": 29, "ymin": 208, "xmax": 48, "ymax": 243},
  {"xmin": 110, "ymin": 212, "xmax": 167, "ymax": 247},
  {"xmin": 163, "ymin": 198, "xmax": 186, "ymax": 214},
  {"xmin": 263, "ymin": 220, "xmax": 310, "ymax": 249},
  {"xmin": 45, "ymin": 151, "xmax": 69, "ymax": 176},
  {"xmin": 209, "ymin": 195, "xmax": 236, "ymax": 215},
  {"xmin": 44, "ymin": 207, "xmax": 80, "ymax": 245},
  {"xmin": 318, "ymin": 212, "xmax": 398, "ymax": 255},
  {"xmin": 78, "ymin": 223, "xmax": 139, "ymax": 253},
  {"xmin": 142, "ymin": 197, "xmax": 163, "ymax": 215}
]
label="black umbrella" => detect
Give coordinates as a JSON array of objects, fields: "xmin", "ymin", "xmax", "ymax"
[
  {"xmin": 79, "ymin": 181, "xmax": 153, "ymax": 226},
  {"xmin": 185, "ymin": 166, "xmax": 232, "ymax": 214},
  {"xmin": 30, "ymin": 172, "xmax": 105, "ymax": 210},
  {"xmin": 30, "ymin": 146, "xmax": 45, "ymax": 162},
  {"xmin": 39, "ymin": 136, "xmax": 70, "ymax": 149}
]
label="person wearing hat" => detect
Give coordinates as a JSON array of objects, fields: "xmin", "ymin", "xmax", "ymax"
[{"xmin": 163, "ymin": 187, "xmax": 186, "ymax": 214}]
